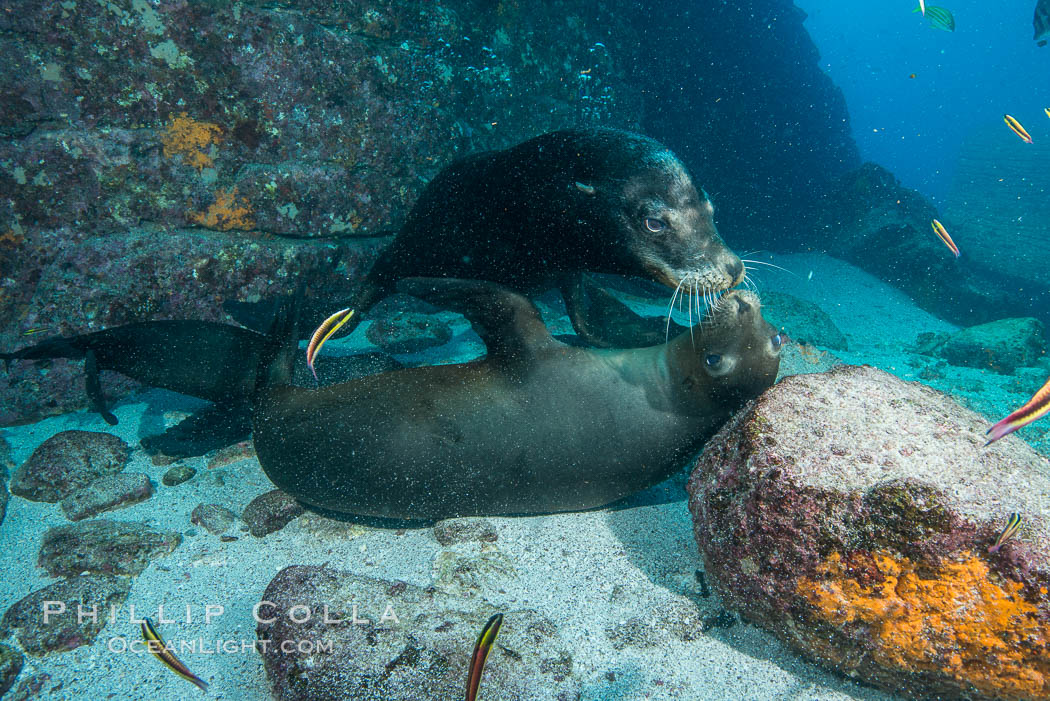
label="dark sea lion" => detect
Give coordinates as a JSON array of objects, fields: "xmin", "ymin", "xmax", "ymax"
[
  {"xmin": 2, "ymin": 321, "xmax": 264, "ymax": 455},
  {"xmin": 253, "ymin": 278, "xmax": 781, "ymax": 520},
  {"xmin": 285, "ymin": 127, "xmax": 743, "ymax": 352}
]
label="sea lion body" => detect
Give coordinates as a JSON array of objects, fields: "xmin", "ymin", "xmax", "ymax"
[
  {"xmin": 254, "ymin": 279, "xmax": 781, "ymax": 520},
  {"xmin": 301, "ymin": 128, "xmax": 743, "ymax": 347}
]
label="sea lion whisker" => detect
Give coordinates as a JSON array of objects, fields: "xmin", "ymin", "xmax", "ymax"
[
  {"xmin": 739, "ymin": 258, "xmax": 799, "ymax": 277},
  {"xmin": 666, "ymin": 279, "xmax": 686, "ymax": 342}
]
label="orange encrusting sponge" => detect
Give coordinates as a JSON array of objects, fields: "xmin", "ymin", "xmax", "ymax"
[{"xmin": 796, "ymin": 550, "xmax": 1050, "ymax": 700}]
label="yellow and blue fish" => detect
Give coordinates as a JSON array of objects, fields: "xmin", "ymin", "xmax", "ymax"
[
  {"xmin": 465, "ymin": 613, "xmax": 503, "ymax": 701},
  {"xmin": 305, "ymin": 307, "xmax": 355, "ymax": 380},
  {"xmin": 141, "ymin": 618, "xmax": 208, "ymax": 692},
  {"xmin": 988, "ymin": 513, "xmax": 1022, "ymax": 554},
  {"xmin": 1004, "ymin": 114, "xmax": 1033, "ymax": 144},
  {"xmin": 986, "ymin": 374, "xmax": 1050, "ymax": 444}
]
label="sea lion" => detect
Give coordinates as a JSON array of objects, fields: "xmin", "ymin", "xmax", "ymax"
[
  {"xmin": 253, "ymin": 277, "xmax": 782, "ymax": 520},
  {"xmin": 291, "ymin": 127, "xmax": 743, "ymax": 356},
  {"xmin": 2, "ymin": 321, "xmax": 264, "ymax": 455}
]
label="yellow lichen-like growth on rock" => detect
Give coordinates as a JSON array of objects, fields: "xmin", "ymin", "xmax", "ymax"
[
  {"xmin": 796, "ymin": 551, "xmax": 1050, "ymax": 700},
  {"xmin": 162, "ymin": 112, "xmax": 223, "ymax": 171},
  {"xmin": 189, "ymin": 188, "xmax": 255, "ymax": 231}
]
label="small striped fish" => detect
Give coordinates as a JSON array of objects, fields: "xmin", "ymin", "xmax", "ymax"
[{"xmin": 988, "ymin": 513, "xmax": 1022, "ymax": 554}]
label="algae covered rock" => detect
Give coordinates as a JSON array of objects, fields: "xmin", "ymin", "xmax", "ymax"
[
  {"xmin": 242, "ymin": 489, "xmax": 304, "ymax": 537},
  {"xmin": 59, "ymin": 472, "xmax": 153, "ymax": 521},
  {"xmin": 257, "ymin": 565, "xmax": 579, "ymax": 700},
  {"xmin": 10, "ymin": 430, "xmax": 129, "ymax": 502},
  {"xmin": 687, "ymin": 364, "xmax": 1050, "ymax": 700},
  {"xmin": 1, "ymin": 575, "xmax": 130, "ymax": 655},
  {"xmin": 38, "ymin": 519, "xmax": 181, "ymax": 577},
  {"xmin": 937, "ymin": 317, "xmax": 1046, "ymax": 374}
]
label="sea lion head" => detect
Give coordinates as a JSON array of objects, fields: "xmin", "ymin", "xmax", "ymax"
[
  {"xmin": 568, "ymin": 131, "xmax": 744, "ymax": 300},
  {"xmin": 676, "ymin": 289, "xmax": 782, "ymax": 411}
]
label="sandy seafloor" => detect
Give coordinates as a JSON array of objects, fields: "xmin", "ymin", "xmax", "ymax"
[{"xmin": 1, "ymin": 251, "xmax": 1048, "ymax": 701}]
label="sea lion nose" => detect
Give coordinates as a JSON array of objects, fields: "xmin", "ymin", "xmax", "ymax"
[
  {"xmin": 726, "ymin": 258, "xmax": 743, "ymax": 283},
  {"xmin": 735, "ymin": 296, "xmax": 751, "ymax": 316}
]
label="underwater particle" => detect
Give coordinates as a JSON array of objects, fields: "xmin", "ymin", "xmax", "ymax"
[
  {"xmin": 1003, "ymin": 114, "xmax": 1033, "ymax": 144},
  {"xmin": 162, "ymin": 112, "xmax": 223, "ymax": 171},
  {"xmin": 189, "ymin": 188, "xmax": 255, "ymax": 231}
]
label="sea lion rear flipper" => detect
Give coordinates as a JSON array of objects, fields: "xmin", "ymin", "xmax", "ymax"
[
  {"xmin": 396, "ymin": 277, "xmax": 555, "ymax": 361},
  {"xmin": 85, "ymin": 349, "xmax": 118, "ymax": 425}
]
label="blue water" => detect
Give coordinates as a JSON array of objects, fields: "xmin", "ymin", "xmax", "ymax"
[{"xmin": 796, "ymin": 0, "xmax": 1050, "ymax": 203}]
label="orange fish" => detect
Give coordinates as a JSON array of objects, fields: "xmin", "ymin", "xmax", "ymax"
[
  {"xmin": 305, "ymin": 307, "xmax": 355, "ymax": 380},
  {"xmin": 986, "ymin": 375, "xmax": 1050, "ymax": 444},
  {"xmin": 1004, "ymin": 114, "xmax": 1033, "ymax": 143},
  {"xmin": 930, "ymin": 219, "xmax": 959, "ymax": 257}
]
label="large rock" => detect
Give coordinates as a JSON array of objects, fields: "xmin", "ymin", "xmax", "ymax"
[
  {"xmin": 936, "ymin": 317, "xmax": 1046, "ymax": 375},
  {"xmin": 1, "ymin": 575, "xmax": 130, "ymax": 655},
  {"xmin": 242, "ymin": 489, "xmax": 304, "ymax": 537},
  {"xmin": 0, "ymin": 435, "xmax": 11, "ymax": 528},
  {"xmin": 761, "ymin": 291, "xmax": 848, "ymax": 350},
  {"xmin": 10, "ymin": 431, "xmax": 129, "ymax": 502},
  {"xmin": 257, "ymin": 565, "xmax": 579, "ymax": 700},
  {"xmin": 815, "ymin": 163, "xmax": 1050, "ymax": 328},
  {"xmin": 59, "ymin": 472, "xmax": 153, "ymax": 520},
  {"xmin": 687, "ymin": 365, "xmax": 1050, "ymax": 700},
  {"xmin": 38, "ymin": 519, "xmax": 181, "ymax": 577}
]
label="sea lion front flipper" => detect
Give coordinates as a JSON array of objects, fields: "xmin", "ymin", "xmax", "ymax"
[
  {"xmin": 140, "ymin": 402, "xmax": 252, "ymax": 458},
  {"xmin": 396, "ymin": 277, "xmax": 555, "ymax": 361},
  {"xmin": 85, "ymin": 349, "xmax": 118, "ymax": 425},
  {"xmin": 562, "ymin": 272, "xmax": 615, "ymax": 348}
]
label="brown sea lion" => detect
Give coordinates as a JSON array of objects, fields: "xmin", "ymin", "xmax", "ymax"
[
  {"xmin": 297, "ymin": 127, "xmax": 743, "ymax": 355},
  {"xmin": 253, "ymin": 278, "xmax": 781, "ymax": 520}
]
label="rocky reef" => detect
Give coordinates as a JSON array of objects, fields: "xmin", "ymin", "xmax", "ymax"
[
  {"xmin": 0, "ymin": 0, "xmax": 860, "ymax": 424},
  {"xmin": 687, "ymin": 365, "xmax": 1050, "ymax": 700},
  {"xmin": 812, "ymin": 163, "xmax": 1050, "ymax": 328}
]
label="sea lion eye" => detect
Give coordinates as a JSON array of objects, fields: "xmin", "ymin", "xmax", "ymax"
[
  {"xmin": 771, "ymin": 333, "xmax": 783, "ymax": 351},
  {"xmin": 705, "ymin": 354, "xmax": 721, "ymax": 367},
  {"xmin": 644, "ymin": 217, "xmax": 666, "ymax": 233}
]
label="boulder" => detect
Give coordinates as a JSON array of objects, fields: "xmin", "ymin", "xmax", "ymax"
[
  {"xmin": 365, "ymin": 311, "xmax": 453, "ymax": 355},
  {"xmin": 1, "ymin": 575, "xmax": 131, "ymax": 655},
  {"xmin": 59, "ymin": 472, "xmax": 153, "ymax": 521},
  {"xmin": 242, "ymin": 489, "xmax": 304, "ymax": 537},
  {"xmin": 257, "ymin": 565, "xmax": 579, "ymax": 700},
  {"xmin": 762, "ymin": 291, "xmax": 848, "ymax": 351},
  {"xmin": 937, "ymin": 317, "xmax": 1046, "ymax": 374},
  {"xmin": 38, "ymin": 519, "xmax": 181, "ymax": 577},
  {"xmin": 190, "ymin": 503, "xmax": 238, "ymax": 535},
  {"xmin": 10, "ymin": 430, "xmax": 129, "ymax": 502},
  {"xmin": 687, "ymin": 365, "xmax": 1050, "ymax": 700}
]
